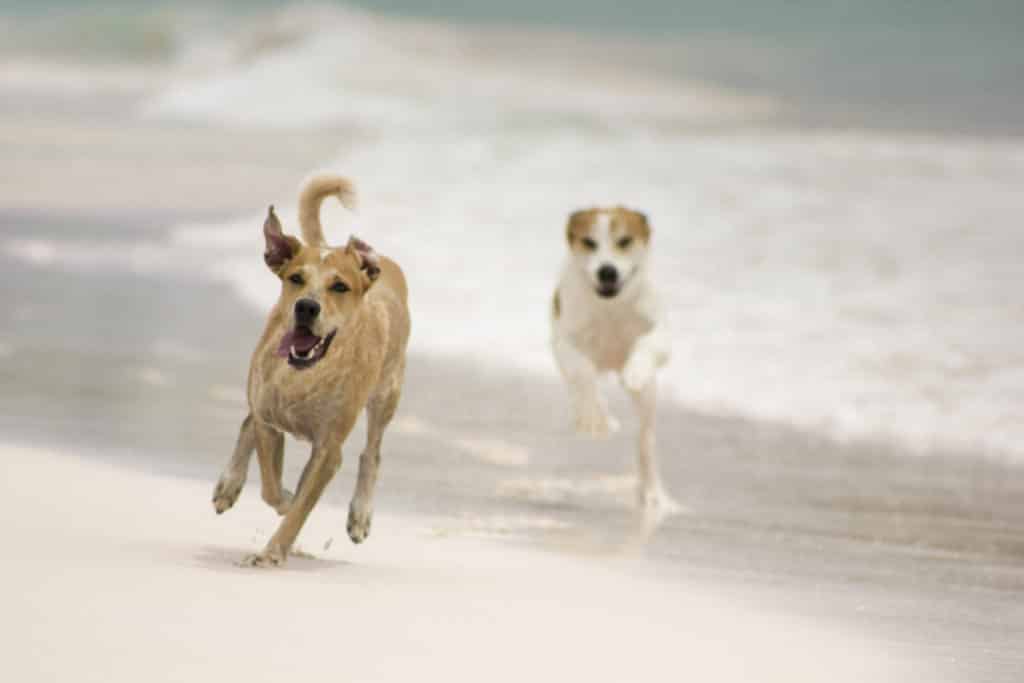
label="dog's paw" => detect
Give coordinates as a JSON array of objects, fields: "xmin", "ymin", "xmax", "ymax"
[
  {"xmin": 622, "ymin": 355, "xmax": 655, "ymax": 393},
  {"xmin": 212, "ymin": 474, "xmax": 245, "ymax": 514},
  {"xmin": 637, "ymin": 484, "xmax": 684, "ymax": 518},
  {"xmin": 239, "ymin": 546, "xmax": 286, "ymax": 568},
  {"xmin": 347, "ymin": 500, "xmax": 373, "ymax": 544},
  {"xmin": 574, "ymin": 405, "xmax": 620, "ymax": 439}
]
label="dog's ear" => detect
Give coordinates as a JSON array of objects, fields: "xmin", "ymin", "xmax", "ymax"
[
  {"xmin": 624, "ymin": 208, "xmax": 651, "ymax": 243},
  {"xmin": 346, "ymin": 235, "xmax": 381, "ymax": 289},
  {"xmin": 566, "ymin": 209, "xmax": 590, "ymax": 246},
  {"xmin": 263, "ymin": 206, "xmax": 301, "ymax": 272}
]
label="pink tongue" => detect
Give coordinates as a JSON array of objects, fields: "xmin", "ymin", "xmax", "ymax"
[{"xmin": 276, "ymin": 329, "xmax": 321, "ymax": 357}]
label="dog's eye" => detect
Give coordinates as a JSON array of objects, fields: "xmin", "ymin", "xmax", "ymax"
[
  {"xmin": 617, "ymin": 236, "xmax": 633, "ymax": 249},
  {"xmin": 581, "ymin": 237, "xmax": 598, "ymax": 251},
  {"xmin": 288, "ymin": 273, "xmax": 304, "ymax": 286},
  {"xmin": 330, "ymin": 281, "xmax": 349, "ymax": 294}
]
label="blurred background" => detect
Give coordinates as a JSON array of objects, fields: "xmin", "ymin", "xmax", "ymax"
[{"xmin": 1, "ymin": 1, "xmax": 1023, "ymax": 677}]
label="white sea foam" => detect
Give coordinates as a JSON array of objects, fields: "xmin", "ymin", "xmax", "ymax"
[
  {"xmin": 5, "ymin": 238, "xmax": 187, "ymax": 275},
  {"xmin": 161, "ymin": 10, "xmax": 1024, "ymax": 459},
  {"xmin": 0, "ymin": 59, "xmax": 164, "ymax": 94},
  {"xmin": 167, "ymin": 127, "xmax": 1023, "ymax": 459},
  {"xmin": 141, "ymin": 4, "xmax": 774, "ymax": 129}
]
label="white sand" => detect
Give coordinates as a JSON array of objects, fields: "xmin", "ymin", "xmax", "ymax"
[{"xmin": 1, "ymin": 444, "xmax": 930, "ymax": 682}]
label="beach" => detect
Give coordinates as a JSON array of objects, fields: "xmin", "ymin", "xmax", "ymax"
[
  {"xmin": 4, "ymin": 443, "xmax": 936, "ymax": 683},
  {"xmin": 2, "ymin": 2, "xmax": 1024, "ymax": 680}
]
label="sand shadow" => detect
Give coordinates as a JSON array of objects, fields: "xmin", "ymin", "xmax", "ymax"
[{"xmin": 194, "ymin": 544, "xmax": 352, "ymax": 574}]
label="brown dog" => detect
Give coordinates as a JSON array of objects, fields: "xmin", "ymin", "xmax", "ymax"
[{"xmin": 212, "ymin": 175, "xmax": 410, "ymax": 567}]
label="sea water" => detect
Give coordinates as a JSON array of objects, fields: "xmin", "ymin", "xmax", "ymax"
[{"xmin": 2, "ymin": 0, "xmax": 1022, "ymax": 458}]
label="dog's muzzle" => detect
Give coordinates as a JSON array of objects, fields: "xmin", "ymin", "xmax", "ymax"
[
  {"xmin": 276, "ymin": 327, "xmax": 337, "ymax": 369},
  {"xmin": 294, "ymin": 298, "xmax": 320, "ymax": 328},
  {"xmin": 596, "ymin": 264, "xmax": 621, "ymax": 298}
]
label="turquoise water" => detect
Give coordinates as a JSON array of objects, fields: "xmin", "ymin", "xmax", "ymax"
[{"xmin": 2, "ymin": 0, "xmax": 1022, "ymax": 133}]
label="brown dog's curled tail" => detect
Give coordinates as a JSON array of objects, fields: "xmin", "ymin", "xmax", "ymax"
[{"xmin": 298, "ymin": 174, "xmax": 358, "ymax": 247}]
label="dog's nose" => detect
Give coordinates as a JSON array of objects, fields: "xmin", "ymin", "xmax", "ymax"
[
  {"xmin": 294, "ymin": 298, "xmax": 320, "ymax": 325},
  {"xmin": 597, "ymin": 264, "xmax": 619, "ymax": 285}
]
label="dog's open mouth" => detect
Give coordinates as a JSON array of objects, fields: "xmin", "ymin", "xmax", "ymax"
[
  {"xmin": 276, "ymin": 327, "xmax": 337, "ymax": 369},
  {"xmin": 596, "ymin": 284, "xmax": 620, "ymax": 298}
]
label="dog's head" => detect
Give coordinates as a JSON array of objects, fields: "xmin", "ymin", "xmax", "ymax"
[
  {"xmin": 565, "ymin": 207, "xmax": 650, "ymax": 299},
  {"xmin": 262, "ymin": 206, "xmax": 380, "ymax": 370}
]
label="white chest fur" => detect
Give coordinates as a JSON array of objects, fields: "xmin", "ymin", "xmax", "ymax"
[{"xmin": 555, "ymin": 265, "xmax": 658, "ymax": 372}]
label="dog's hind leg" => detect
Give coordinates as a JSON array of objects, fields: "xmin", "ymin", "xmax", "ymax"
[
  {"xmin": 626, "ymin": 378, "xmax": 681, "ymax": 519},
  {"xmin": 253, "ymin": 421, "xmax": 293, "ymax": 516},
  {"xmin": 347, "ymin": 373, "xmax": 403, "ymax": 544},
  {"xmin": 212, "ymin": 414, "xmax": 256, "ymax": 514}
]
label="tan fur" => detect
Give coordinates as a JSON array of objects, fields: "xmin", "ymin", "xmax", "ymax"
[
  {"xmin": 567, "ymin": 206, "xmax": 650, "ymax": 251},
  {"xmin": 212, "ymin": 176, "xmax": 409, "ymax": 567},
  {"xmin": 566, "ymin": 208, "xmax": 598, "ymax": 246},
  {"xmin": 614, "ymin": 206, "xmax": 651, "ymax": 244},
  {"xmin": 298, "ymin": 174, "xmax": 358, "ymax": 247}
]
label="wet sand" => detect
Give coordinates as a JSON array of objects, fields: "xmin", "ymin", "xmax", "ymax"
[{"xmin": 2, "ymin": 93, "xmax": 1023, "ymax": 681}]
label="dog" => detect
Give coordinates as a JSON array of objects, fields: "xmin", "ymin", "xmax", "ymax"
[
  {"xmin": 550, "ymin": 206, "xmax": 678, "ymax": 515},
  {"xmin": 212, "ymin": 175, "xmax": 410, "ymax": 567}
]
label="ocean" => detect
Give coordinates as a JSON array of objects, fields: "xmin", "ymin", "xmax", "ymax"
[
  {"xmin": 3, "ymin": 5, "xmax": 1024, "ymax": 677},
  {"xmin": 3, "ymin": 0, "xmax": 1023, "ymax": 132},
  {"xmin": 2, "ymin": 0, "xmax": 1021, "ymax": 458}
]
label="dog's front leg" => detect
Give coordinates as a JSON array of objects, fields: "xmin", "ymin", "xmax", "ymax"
[
  {"xmin": 212, "ymin": 414, "xmax": 256, "ymax": 514},
  {"xmin": 243, "ymin": 437, "xmax": 344, "ymax": 568},
  {"xmin": 552, "ymin": 335, "xmax": 619, "ymax": 438},
  {"xmin": 253, "ymin": 421, "xmax": 292, "ymax": 515},
  {"xmin": 621, "ymin": 321, "xmax": 670, "ymax": 394}
]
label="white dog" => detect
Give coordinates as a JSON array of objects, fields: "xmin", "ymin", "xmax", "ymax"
[{"xmin": 550, "ymin": 207, "xmax": 678, "ymax": 514}]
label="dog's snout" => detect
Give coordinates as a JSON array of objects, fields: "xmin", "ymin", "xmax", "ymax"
[
  {"xmin": 294, "ymin": 298, "xmax": 320, "ymax": 325},
  {"xmin": 597, "ymin": 264, "xmax": 619, "ymax": 285}
]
